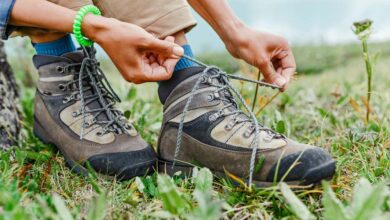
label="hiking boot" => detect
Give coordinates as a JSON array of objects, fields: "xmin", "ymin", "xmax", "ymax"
[
  {"xmin": 33, "ymin": 47, "xmax": 156, "ymax": 180},
  {"xmin": 157, "ymin": 66, "xmax": 336, "ymax": 186}
]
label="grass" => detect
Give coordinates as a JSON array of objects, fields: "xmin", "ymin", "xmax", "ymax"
[{"xmin": 1, "ymin": 40, "xmax": 389, "ymax": 219}]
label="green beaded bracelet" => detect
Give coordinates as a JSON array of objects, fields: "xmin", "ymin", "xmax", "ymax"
[{"xmin": 73, "ymin": 5, "xmax": 101, "ymax": 46}]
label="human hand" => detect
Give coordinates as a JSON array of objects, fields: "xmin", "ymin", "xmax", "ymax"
[
  {"xmin": 83, "ymin": 16, "xmax": 183, "ymax": 84},
  {"xmin": 224, "ymin": 27, "xmax": 296, "ymax": 91}
]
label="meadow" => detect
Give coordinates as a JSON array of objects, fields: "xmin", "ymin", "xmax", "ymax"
[{"xmin": 0, "ymin": 40, "xmax": 389, "ymax": 219}]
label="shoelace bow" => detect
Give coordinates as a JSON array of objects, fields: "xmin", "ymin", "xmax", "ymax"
[
  {"xmin": 61, "ymin": 47, "xmax": 130, "ymax": 139},
  {"xmin": 173, "ymin": 55, "xmax": 283, "ymax": 186}
]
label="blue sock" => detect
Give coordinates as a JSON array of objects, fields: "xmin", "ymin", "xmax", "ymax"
[
  {"xmin": 32, "ymin": 34, "xmax": 76, "ymax": 56},
  {"xmin": 173, "ymin": 44, "xmax": 196, "ymax": 72}
]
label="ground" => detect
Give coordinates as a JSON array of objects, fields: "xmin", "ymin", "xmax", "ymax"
[{"xmin": 0, "ymin": 41, "xmax": 389, "ymax": 219}]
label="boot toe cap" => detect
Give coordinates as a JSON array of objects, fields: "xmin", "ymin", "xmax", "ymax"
[
  {"xmin": 86, "ymin": 145, "xmax": 156, "ymax": 180},
  {"xmin": 266, "ymin": 148, "xmax": 336, "ymax": 184}
]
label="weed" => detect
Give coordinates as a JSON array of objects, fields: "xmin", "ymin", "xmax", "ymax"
[{"xmin": 352, "ymin": 19, "xmax": 374, "ymax": 123}]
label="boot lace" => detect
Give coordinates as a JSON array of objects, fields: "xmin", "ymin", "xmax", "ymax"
[
  {"xmin": 60, "ymin": 47, "xmax": 131, "ymax": 139},
  {"xmin": 173, "ymin": 55, "xmax": 284, "ymax": 186}
]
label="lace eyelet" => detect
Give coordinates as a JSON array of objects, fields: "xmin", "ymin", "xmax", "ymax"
[
  {"xmin": 243, "ymin": 131, "xmax": 251, "ymax": 138},
  {"xmin": 209, "ymin": 113, "xmax": 219, "ymax": 122},
  {"xmin": 96, "ymin": 131, "xmax": 103, "ymax": 137},
  {"xmin": 58, "ymin": 84, "xmax": 66, "ymax": 91},
  {"xmin": 56, "ymin": 66, "xmax": 64, "ymax": 73},
  {"xmin": 62, "ymin": 94, "xmax": 74, "ymax": 104},
  {"xmin": 207, "ymin": 94, "xmax": 214, "ymax": 102},
  {"xmin": 224, "ymin": 124, "xmax": 233, "ymax": 131},
  {"xmin": 82, "ymin": 122, "xmax": 89, "ymax": 128},
  {"xmin": 263, "ymin": 134, "xmax": 274, "ymax": 143},
  {"xmin": 213, "ymin": 91, "xmax": 220, "ymax": 99}
]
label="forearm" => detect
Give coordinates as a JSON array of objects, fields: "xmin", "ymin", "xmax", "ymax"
[
  {"xmin": 10, "ymin": 0, "xmax": 76, "ymax": 32},
  {"xmin": 188, "ymin": 0, "xmax": 245, "ymax": 43},
  {"xmin": 9, "ymin": 0, "xmax": 108, "ymax": 42}
]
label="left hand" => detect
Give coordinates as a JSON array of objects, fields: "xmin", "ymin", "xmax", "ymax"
[{"xmin": 224, "ymin": 27, "xmax": 296, "ymax": 91}]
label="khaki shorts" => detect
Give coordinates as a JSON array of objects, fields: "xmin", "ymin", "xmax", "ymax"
[{"xmin": 12, "ymin": 0, "xmax": 197, "ymax": 38}]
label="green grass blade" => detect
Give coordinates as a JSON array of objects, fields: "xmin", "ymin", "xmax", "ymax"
[
  {"xmin": 52, "ymin": 194, "xmax": 74, "ymax": 220},
  {"xmin": 87, "ymin": 193, "xmax": 107, "ymax": 220},
  {"xmin": 280, "ymin": 183, "xmax": 315, "ymax": 220},
  {"xmin": 322, "ymin": 181, "xmax": 349, "ymax": 220}
]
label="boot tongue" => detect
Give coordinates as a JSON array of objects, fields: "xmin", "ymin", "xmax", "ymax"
[
  {"xmin": 61, "ymin": 50, "xmax": 85, "ymax": 63},
  {"xmin": 208, "ymin": 72, "xmax": 250, "ymax": 121},
  {"xmin": 84, "ymin": 88, "xmax": 112, "ymax": 124},
  {"xmin": 32, "ymin": 54, "xmax": 71, "ymax": 69},
  {"xmin": 32, "ymin": 50, "xmax": 85, "ymax": 69}
]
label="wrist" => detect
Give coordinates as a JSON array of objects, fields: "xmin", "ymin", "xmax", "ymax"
[
  {"xmin": 82, "ymin": 15, "xmax": 116, "ymax": 44},
  {"xmin": 220, "ymin": 20, "xmax": 249, "ymax": 46}
]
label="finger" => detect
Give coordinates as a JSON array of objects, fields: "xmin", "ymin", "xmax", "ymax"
[
  {"xmin": 157, "ymin": 36, "xmax": 176, "ymax": 65},
  {"xmin": 143, "ymin": 36, "xmax": 184, "ymax": 58},
  {"xmin": 257, "ymin": 59, "xmax": 286, "ymax": 88},
  {"xmin": 148, "ymin": 54, "xmax": 157, "ymax": 64},
  {"xmin": 277, "ymin": 50, "xmax": 296, "ymax": 91},
  {"xmin": 146, "ymin": 65, "xmax": 173, "ymax": 81},
  {"xmin": 139, "ymin": 58, "xmax": 173, "ymax": 82},
  {"xmin": 163, "ymin": 56, "xmax": 181, "ymax": 75},
  {"xmin": 279, "ymin": 50, "xmax": 296, "ymax": 81},
  {"xmin": 161, "ymin": 36, "xmax": 180, "ymax": 73},
  {"xmin": 277, "ymin": 66, "xmax": 282, "ymax": 73},
  {"xmin": 280, "ymin": 67, "xmax": 295, "ymax": 91},
  {"xmin": 143, "ymin": 56, "xmax": 150, "ymax": 65}
]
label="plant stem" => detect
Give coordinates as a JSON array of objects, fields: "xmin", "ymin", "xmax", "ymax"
[
  {"xmin": 251, "ymin": 70, "xmax": 261, "ymax": 111},
  {"xmin": 255, "ymin": 91, "xmax": 281, "ymax": 117},
  {"xmin": 362, "ymin": 39, "xmax": 372, "ymax": 123}
]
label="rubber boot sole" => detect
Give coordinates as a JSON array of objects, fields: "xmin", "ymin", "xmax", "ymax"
[{"xmin": 158, "ymin": 157, "xmax": 336, "ymax": 187}]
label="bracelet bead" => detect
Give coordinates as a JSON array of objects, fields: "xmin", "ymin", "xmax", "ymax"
[{"xmin": 73, "ymin": 5, "xmax": 101, "ymax": 46}]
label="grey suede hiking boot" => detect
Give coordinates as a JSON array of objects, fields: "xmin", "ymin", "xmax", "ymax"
[
  {"xmin": 33, "ymin": 47, "xmax": 156, "ymax": 180},
  {"xmin": 158, "ymin": 65, "xmax": 336, "ymax": 187}
]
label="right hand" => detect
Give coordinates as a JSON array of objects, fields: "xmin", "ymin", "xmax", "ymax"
[
  {"xmin": 223, "ymin": 28, "xmax": 296, "ymax": 91},
  {"xmin": 83, "ymin": 16, "xmax": 183, "ymax": 84}
]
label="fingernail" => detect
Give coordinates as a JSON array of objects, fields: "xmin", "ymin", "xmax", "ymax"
[
  {"xmin": 276, "ymin": 77, "xmax": 286, "ymax": 86},
  {"xmin": 172, "ymin": 46, "xmax": 184, "ymax": 57}
]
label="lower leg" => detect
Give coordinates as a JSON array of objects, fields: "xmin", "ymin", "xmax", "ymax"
[
  {"xmin": 172, "ymin": 31, "xmax": 188, "ymax": 46},
  {"xmin": 29, "ymin": 32, "xmax": 67, "ymax": 44}
]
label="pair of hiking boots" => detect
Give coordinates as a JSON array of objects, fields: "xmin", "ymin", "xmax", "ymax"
[{"xmin": 32, "ymin": 47, "xmax": 335, "ymax": 186}]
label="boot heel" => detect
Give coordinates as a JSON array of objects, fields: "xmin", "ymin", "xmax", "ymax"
[{"xmin": 33, "ymin": 118, "xmax": 55, "ymax": 145}]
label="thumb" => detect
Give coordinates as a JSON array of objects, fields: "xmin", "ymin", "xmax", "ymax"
[{"xmin": 143, "ymin": 36, "xmax": 184, "ymax": 58}]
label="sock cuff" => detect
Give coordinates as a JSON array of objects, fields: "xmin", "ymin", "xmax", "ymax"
[
  {"xmin": 182, "ymin": 44, "xmax": 194, "ymax": 57},
  {"xmin": 174, "ymin": 44, "xmax": 196, "ymax": 72},
  {"xmin": 33, "ymin": 34, "xmax": 76, "ymax": 56}
]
